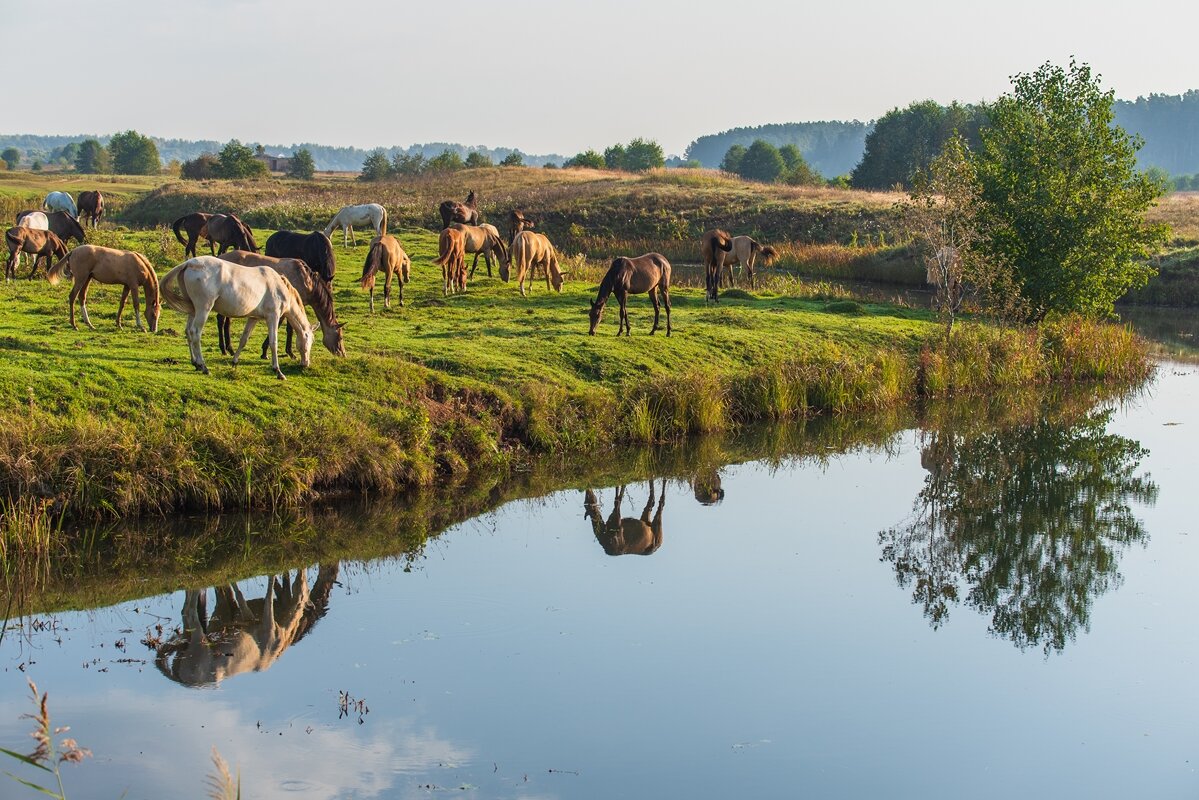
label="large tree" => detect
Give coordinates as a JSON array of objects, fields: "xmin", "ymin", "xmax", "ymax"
[
  {"xmin": 1, "ymin": 148, "xmax": 20, "ymax": 170},
  {"xmin": 737, "ymin": 139, "xmax": 786, "ymax": 182},
  {"xmin": 359, "ymin": 149, "xmax": 392, "ymax": 181},
  {"xmin": 851, "ymin": 101, "xmax": 984, "ymax": 190},
  {"xmin": 215, "ymin": 140, "xmax": 269, "ymax": 179},
  {"xmin": 287, "ymin": 148, "xmax": 315, "ymax": 180},
  {"xmin": 975, "ymin": 60, "xmax": 1169, "ymax": 320},
  {"xmin": 108, "ymin": 130, "xmax": 160, "ymax": 175},
  {"xmin": 75, "ymin": 139, "xmax": 109, "ymax": 173}
]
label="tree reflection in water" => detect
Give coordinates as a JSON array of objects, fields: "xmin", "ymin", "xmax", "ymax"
[{"xmin": 880, "ymin": 408, "xmax": 1158, "ymax": 653}]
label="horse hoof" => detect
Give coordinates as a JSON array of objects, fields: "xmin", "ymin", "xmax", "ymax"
[{"xmin": 276, "ymin": 372, "xmax": 286, "ymax": 381}]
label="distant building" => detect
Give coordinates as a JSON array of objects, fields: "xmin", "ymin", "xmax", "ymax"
[{"xmin": 254, "ymin": 153, "xmax": 292, "ymax": 173}]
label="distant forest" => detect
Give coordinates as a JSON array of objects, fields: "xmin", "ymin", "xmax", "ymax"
[{"xmin": 683, "ymin": 122, "xmax": 869, "ymax": 177}]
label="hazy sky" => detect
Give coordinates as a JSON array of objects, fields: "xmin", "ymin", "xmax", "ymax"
[{"xmin": 17, "ymin": 0, "xmax": 1198, "ymax": 156}]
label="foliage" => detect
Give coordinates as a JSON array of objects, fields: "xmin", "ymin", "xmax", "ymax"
[
  {"xmin": 1, "ymin": 680, "xmax": 92, "ymax": 799},
  {"xmin": 107, "ymin": 130, "xmax": 161, "ymax": 175},
  {"xmin": 1112, "ymin": 90, "xmax": 1199, "ymax": 175},
  {"xmin": 975, "ymin": 60, "xmax": 1170, "ymax": 320},
  {"xmin": 851, "ymin": 101, "xmax": 986, "ymax": 190},
  {"xmin": 73, "ymin": 140, "xmax": 108, "ymax": 174},
  {"xmin": 1, "ymin": 148, "xmax": 19, "ymax": 170},
  {"xmin": 359, "ymin": 149, "xmax": 392, "ymax": 181},
  {"xmin": 464, "ymin": 151, "xmax": 493, "ymax": 169},
  {"xmin": 565, "ymin": 150, "xmax": 605, "ymax": 169},
  {"xmin": 181, "ymin": 153, "xmax": 220, "ymax": 180},
  {"xmin": 214, "ymin": 140, "xmax": 269, "ymax": 179},
  {"xmin": 738, "ymin": 140, "xmax": 786, "ymax": 182},
  {"xmin": 604, "ymin": 139, "xmax": 664, "ymax": 172},
  {"xmin": 392, "ymin": 152, "xmax": 426, "ymax": 176},
  {"xmin": 287, "ymin": 148, "xmax": 315, "ymax": 180},
  {"xmin": 30, "ymin": 161, "xmax": 41, "ymax": 172},
  {"xmin": 684, "ymin": 120, "xmax": 869, "ymax": 177},
  {"xmin": 427, "ymin": 149, "xmax": 465, "ymax": 172},
  {"xmin": 500, "ymin": 151, "xmax": 525, "ymax": 167},
  {"xmin": 719, "ymin": 144, "xmax": 746, "ymax": 174}
]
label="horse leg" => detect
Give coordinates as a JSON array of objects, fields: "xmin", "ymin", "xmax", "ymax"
[
  {"xmin": 27, "ymin": 252, "xmax": 42, "ymax": 280},
  {"xmin": 618, "ymin": 291, "xmax": 630, "ymax": 336},
  {"xmin": 383, "ymin": 271, "xmax": 390, "ymax": 310},
  {"xmin": 131, "ymin": 283, "xmax": 144, "ymax": 331},
  {"xmin": 285, "ymin": 322, "xmax": 295, "ymax": 359},
  {"xmin": 216, "ymin": 315, "xmax": 228, "ymax": 355},
  {"xmin": 116, "ymin": 286, "xmax": 130, "ymax": 328},
  {"xmin": 663, "ymin": 285, "xmax": 672, "ymax": 337},
  {"xmin": 79, "ymin": 277, "xmax": 96, "ymax": 330},
  {"xmin": 265, "ymin": 317, "xmax": 286, "ymax": 380},
  {"xmin": 485, "ymin": 249, "xmax": 493, "ymax": 278},
  {"xmin": 369, "ymin": 284, "xmax": 377, "ymax": 314},
  {"xmin": 68, "ymin": 279, "xmax": 81, "ymax": 329},
  {"xmin": 187, "ymin": 307, "xmax": 212, "ymax": 374},
  {"xmin": 233, "ymin": 318, "xmax": 256, "ymax": 367},
  {"xmin": 649, "ymin": 287, "xmax": 661, "ymax": 335}
]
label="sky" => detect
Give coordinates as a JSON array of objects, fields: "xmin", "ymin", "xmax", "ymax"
[{"xmin": 15, "ymin": 0, "xmax": 1198, "ymax": 156}]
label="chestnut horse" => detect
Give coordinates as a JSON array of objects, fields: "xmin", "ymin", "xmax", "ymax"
[
  {"xmin": 16, "ymin": 209, "xmax": 86, "ymax": 245},
  {"xmin": 450, "ymin": 223, "xmax": 507, "ymax": 278},
  {"xmin": 47, "ymin": 244, "xmax": 160, "ymax": 332},
  {"xmin": 359, "ymin": 235, "xmax": 411, "ymax": 311},
  {"xmin": 173, "ymin": 212, "xmax": 213, "ymax": 258},
  {"xmin": 701, "ymin": 229, "xmax": 734, "ymax": 302},
  {"xmin": 503, "ymin": 230, "xmax": 565, "ymax": 296},
  {"xmin": 438, "ymin": 189, "xmax": 479, "ymax": 228},
  {"xmin": 588, "ymin": 253, "xmax": 672, "ymax": 336},
  {"xmin": 5, "ymin": 227, "xmax": 68, "ymax": 281},
  {"xmin": 434, "ymin": 226, "xmax": 468, "ymax": 295},
  {"xmin": 77, "ymin": 191, "xmax": 104, "ymax": 227}
]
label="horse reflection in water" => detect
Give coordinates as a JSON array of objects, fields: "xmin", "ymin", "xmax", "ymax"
[
  {"xmin": 584, "ymin": 480, "xmax": 666, "ymax": 556},
  {"xmin": 691, "ymin": 468, "xmax": 725, "ymax": 505},
  {"xmin": 155, "ymin": 564, "xmax": 339, "ymax": 686}
]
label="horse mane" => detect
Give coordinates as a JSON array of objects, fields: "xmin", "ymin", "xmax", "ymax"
[
  {"xmin": 239, "ymin": 220, "xmax": 258, "ymax": 252},
  {"xmin": 310, "ymin": 232, "xmax": 335, "ymax": 281},
  {"xmin": 304, "ymin": 261, "xmax": 336, "ymax": 321}
]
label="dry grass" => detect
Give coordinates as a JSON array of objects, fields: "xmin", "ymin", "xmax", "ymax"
[{"xmin": 1148, "ymin": 191, "xmax": 1199, "ymax": 245}]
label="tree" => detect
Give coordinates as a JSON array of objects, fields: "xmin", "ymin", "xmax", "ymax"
[
  {"xmin": 360, "ymin": 149, "xmax": 392, "ymax": 181},
  {"xmin": 108, "ymin": 130, "xmax": 160, "ymax": 175},
  {"xmin": 975, "ymin": 60, "xmax": 1169, "ymax": 320},
  {"xmin": 392, "ymin": 152, "xmax": 425, "ymax": 176},
  {"xmin": 427, "ymin": 149, "xmax": 465, "ymax": 172},
  {"xmin": 623, "ymin": 138, "xmax": 664, "ymax": 171},
  {"xmin": 500, "ymin": 151, "xmax": 524, "ymax": 167},
  {"xmin": 719, "ymin": 144, "xmax": 746, "ymax": 174},
  {"xmin": 603, "ymin": 143, "xmax": 627, "ymax": 170},
  {"xmin": 565, "ymin": 149, "xmax": 605, "ymax": 169},
  {"xmin": 737, "ymin": 139, "xmax": 786, "ymax": 182},
  {"xmin": 181, "ymin": 153, "xmax": 220, "ymax": 180},
  {"xmin": 74, "ymin": 139, "xmax": 109, "ymax": 173},
  {"xmin": 214, "ymin": 140, "xmax": 269, "ymax": 179},
  {"xmin": 287, "ymin": 148, "xmax": 316, "ymax": 180},
  {"xmin": 851, "ymin": 101, "xmax": 985, "ymax": 190},
  {"xmin": 1, "ymin": 148, "xmax": 19, "ymax": 170},
  {"xmin": 464, "ymin": 151, "xmax": 493, "ymax": 169}
]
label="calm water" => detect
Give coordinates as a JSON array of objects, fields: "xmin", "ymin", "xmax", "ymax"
[{"xmin": 1, "ymin": 367, "xmax": 1197, "ymax": 799}]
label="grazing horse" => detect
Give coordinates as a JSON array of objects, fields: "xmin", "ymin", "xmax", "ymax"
[
  {"xmin": 172, "ymin": 212, "xmax": 213, "ymax": 258},
  {"xmin": 160, "ymin": 256, "xmax": 313, "ymax": 380},
  {"xmin": 588, "ymin": 253, "xmax": 672, "ymax": 336},
  {"xmin": 583, "ymin": 481, "xmax": 666, "ymax": 556},
  {"xmin": 434, "ymin": 226, "xmax": 468, "ymax": 295},
  {"xmin": 42, "ymin": 191, "xmax": 77, "ymax": 217},
  {"xmin": 218, "ymin": 250, "xmax": 346, "ymax": 358},
  {"xmin": 359, "ymin": 235, "xmax": 411, "ymax": 312},
  {"xmin": 323, "ymin": 203, "xmax": 387, "ymax": 247},
  {"xmin": 719, "ymin": 235, "xmax": 778, "ymax": 289},
  {"xmin": 508, "ymin": 209, "xmax": 535, "ymax": 250},
  {"xmin": 4, "ymin": 227, "xmax": 68, "ymax": 281},
  {"xmin": 202, "ymin": 213, "xmax": 257, "ymax": 254},
  {"xmin": 438, "ymin": 190, "xmax": 480, "ymax": 228},
  {"xmin": 264, "ymin": 230, "xmax": 336, "ymax": 283},
  {"xmin": 449, "ymin": 223, "xmax": 507, "ymax": 278},
  {"xmin": 701, "ymin": 229, "xmax": 734, "ymax": 302},
  {"xmin": 46, "ymin": 244, "xmax": 160, "ymax": 332},
  {"xmin": 76, "ymin": 191, "xmax": 104, "ymax": 227},
  {"xmin": 154, "ymin": 565, "xmax": 339, "ymax": 686},
  {"xmin": 502, "ymin": 230, "xmax": 565, "ymax": 296},
  {"xmin": 16, "ymin": 210, "xmax": 85, "ymax": 244}
]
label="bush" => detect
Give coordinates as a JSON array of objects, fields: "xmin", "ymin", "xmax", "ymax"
[
  {"xmin": 500, "ymin": 151, "xmax": 524, "ymax": 167},
  {"xmin": 565, "ymin": 150, "xmax": 605, "ymax": 169},
  {"xmin": 464, "ymin": 151, "xmax": 493, "ymax": 169},
  {"xmin": 181, "ymin": 153, "xmax": 220, "ymax": 180}
]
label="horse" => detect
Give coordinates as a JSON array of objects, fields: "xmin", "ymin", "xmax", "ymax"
[
  {"xmin": 719, "ymin": 235, "xmax": 778, "ymax": 289},
  {"xmin": 217, "ymin": 250, "xmax": 346, "ymax": 358},
  {"xmin": 503, "ymin": 230, "xmax": 565, "ymax": 296},
  {"xmin": 508, "ymin": 209, "xmax": 535, "ymax": 250},
  {"xmin": 16, "ymin": 210, "xmax": 85, "ymax": 244},
  {"xmin": 323, "ymin": 203, "xmax": 387, "ymax": 247},
  {"xmin": 359, "ymin": 235, "xmax": 411, "ymax": 312},
  {"xmin": 438, "ymin": 190, "xmax": 480, "ymax": 228},
  {"xmin": 434, "ymin": 226, "xmax": 468, "ymax": 295},
  {"xmin": 583, "ymin": 481, "xmax": 666, "ymax": 556},
  {"xmin": 588, "ymin": 253, "xmax": 672, "ymax": 336},
  {"xmin": 701, "ymin": 229, "xmax": 734, "ymax": 302},
  {"xmin": 201, "ymin": 213, "xmax": 257, "ymax": 255},
  {"xmin": 449, "ymin": 223, "xmax": 507, "ymax": 278},
  {"xmin": 43, "ymin": 191, "xmax": 77, "ymax": 217},
  {"xmin": 172, "ymin": 212, "xmax": 213, "ymax": 259},
  {"xmin": 264, "ymin": 230, "xmax": 336, "ymax": 283},
  {"xmin": 159, "ymin": 256, "xmax": 313, "ymax": 380},
  {"xmin": 76, "ymin": 191, "xmax": 104, "ymax": 227},
  {"xmin": 4, "ymin": 227, "xmax": 68, "ymax": 281},
  {"xmin": 154, "ymin": 565, "xmax": 339, "ymax": 686},
  {"xmin": 46, "ymin": 244, "xmax": 160, "ymax": 332}
]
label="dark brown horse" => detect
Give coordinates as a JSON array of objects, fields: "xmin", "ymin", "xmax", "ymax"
[
  {"xmin": 583, "ymin": 481, "xmax": 666, "ymax": 556},
  {"xmin": 508, "ymin": 209, "xmax": 535, "ymax": 250},
  {"xmin": 438, "ymin": 189, "xmax": 480, "ymax": 228},
  {"xmin": 701, "ymin": 229, "xmax": 734, "ymax": 302},
  {"xmin": 203, "ymin": 213, "xmax": 257, "ymax": 255},
  {"xmin": 173, "ymin": 212, "xmax": 213, "ymax": 258},
  {"xmin": 77, "ymin": 191, "xmax": 104, "ymax": 227},
  {"xmin": 15, "ymin": 210, "xmax": 86, "ymax": 245},
  {"xmin": 264, "ymin": 230, "xmax": 336, "ymax": 283},
  {"xmin": 5, "ymin": 228, "xmax": 68, "ymax": 281},
  {"xmin": 588, "ymin": 253, "xmax": 672, "ymax": 336}
]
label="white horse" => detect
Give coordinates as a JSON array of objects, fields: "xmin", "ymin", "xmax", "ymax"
[
  {"xmin": 43, "ymin": 191, "xmax": 77, "ymax": 217},
  {"xmin": 17, "ymin": 211, "xmax": 49, "ymax": 229},
  {"xmin": 323, "ymin": 203, "xmax": 387, "ymax": 247},
  {"xmin": 160, "ymin": 256, "xmax": 313, "ymax": 380}
]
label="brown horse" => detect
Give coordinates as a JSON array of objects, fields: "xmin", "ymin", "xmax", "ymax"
[
  {"xmin": 508, "ymin": 209, "xmax": 535, "ymax": 249},
  {"xmin": 359, "ymin": 235, "xmax": 411, "ymax": 312},
  {"xmin": 173, "ymin": 212, "xmax": 213, "ymax": 258},
  {"xmin": 217, "ymin": 250, "xmax": 346, "ymax": 358},
  {"xmin": 701, "ymin": 229, "xmax": 734, "ymax": 302},
  {"xmin": 46, "ymin": 244, "xmax": 160, "ymax": 332},
  {"xmin": 583, "ymin": 481, "xmax": 666, "ymax": 556},
  {"xmin": 5, "ymin": 227, "xmax": 68, "ymax": 281},
  {"xmin": 503, "ymin": 230, "xmax": 565, "ymax": 296},
  {"xmin": 438, "ymin": 189, "xmax": 480, "ymax": 228},
  {"xmin": 16, "ymin": 210, "xmax": 86, "ymax": 245},
  {"xmin": 588, "ymin": 253, "xmax": 672, "ymax": 336},
  {"xmin": 719, "ymin": 235, "xmax": 778, "ymax": 289},
  {"xmin": 434, "ymin": 226, "xmax": 468, "ymax": 295},
  {"xmin": 264, "ymin": 230, "xmax": 336, "ymax": 283},
  {"xmin": 451, "ymin": 223, "xmax": 507, "ymax": 278},
  {"xmin": 202, "ymin": 213, "xmax": 257, "ymax": 254},
  {"xmin": 77, "ymin": 191, "xmax": 104, "ymax": 227}
]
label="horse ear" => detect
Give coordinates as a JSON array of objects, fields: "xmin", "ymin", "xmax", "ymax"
[{"xmin": 337, "ymin": 322, "xmax": 348, "ymax": 330}]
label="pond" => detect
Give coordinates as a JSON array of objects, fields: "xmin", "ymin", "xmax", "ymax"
[{"xmin": 1, "ymin": 365, "xmax": 1196, "ymax": 799}]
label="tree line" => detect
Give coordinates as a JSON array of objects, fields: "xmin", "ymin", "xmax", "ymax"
[
  {"xmin": 358, "ymin": 138, "xmax": 667, "ymax": 180},
  {"xmin": 718, "ymin": 140, "xmax": 826, "ymax": 186}
]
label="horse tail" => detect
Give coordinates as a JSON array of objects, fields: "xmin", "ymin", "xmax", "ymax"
[
  {"xmin": 172, "ymin": 216, "xmax": 188, "ymax": 247},
  {"xmin": 380, "ymin": 207, "xmax": 388, "ymax": 235},
  {"xmin": 361, "ymin": 241, "xmax": 382, "ymax": 288},
  {"xmin": 46, "ymin": 248, "xmax": 71, "ymax": 286},
  {"xmin": 433, "ymin": 230, "xmax": 453, "ymax": 266},
  {"xmin": 158, "ymin": 262, "xmax": 195, "ymax": 315}
]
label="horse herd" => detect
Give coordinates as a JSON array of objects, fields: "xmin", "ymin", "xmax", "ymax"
[{"xmin": 4, "ymin": 189, "xmax": 780, "ymax": 379}]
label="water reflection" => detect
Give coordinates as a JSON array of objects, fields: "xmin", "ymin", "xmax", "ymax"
[
  {"xmin": 584, "ymin": 480, "xmax": 667, "ymax": 556},
  {"xmin": 879, "ymin": 408, "xmax": 1159, "ymax": 653},
  {"xmin": 155, "ymin": 564, "xmax": 339, "ymax": 686}
]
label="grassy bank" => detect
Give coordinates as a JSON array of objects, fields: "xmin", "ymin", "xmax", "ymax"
[{"xmin": 0, "ymin": 216, "xmax": 1152, "ymax": 540}]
